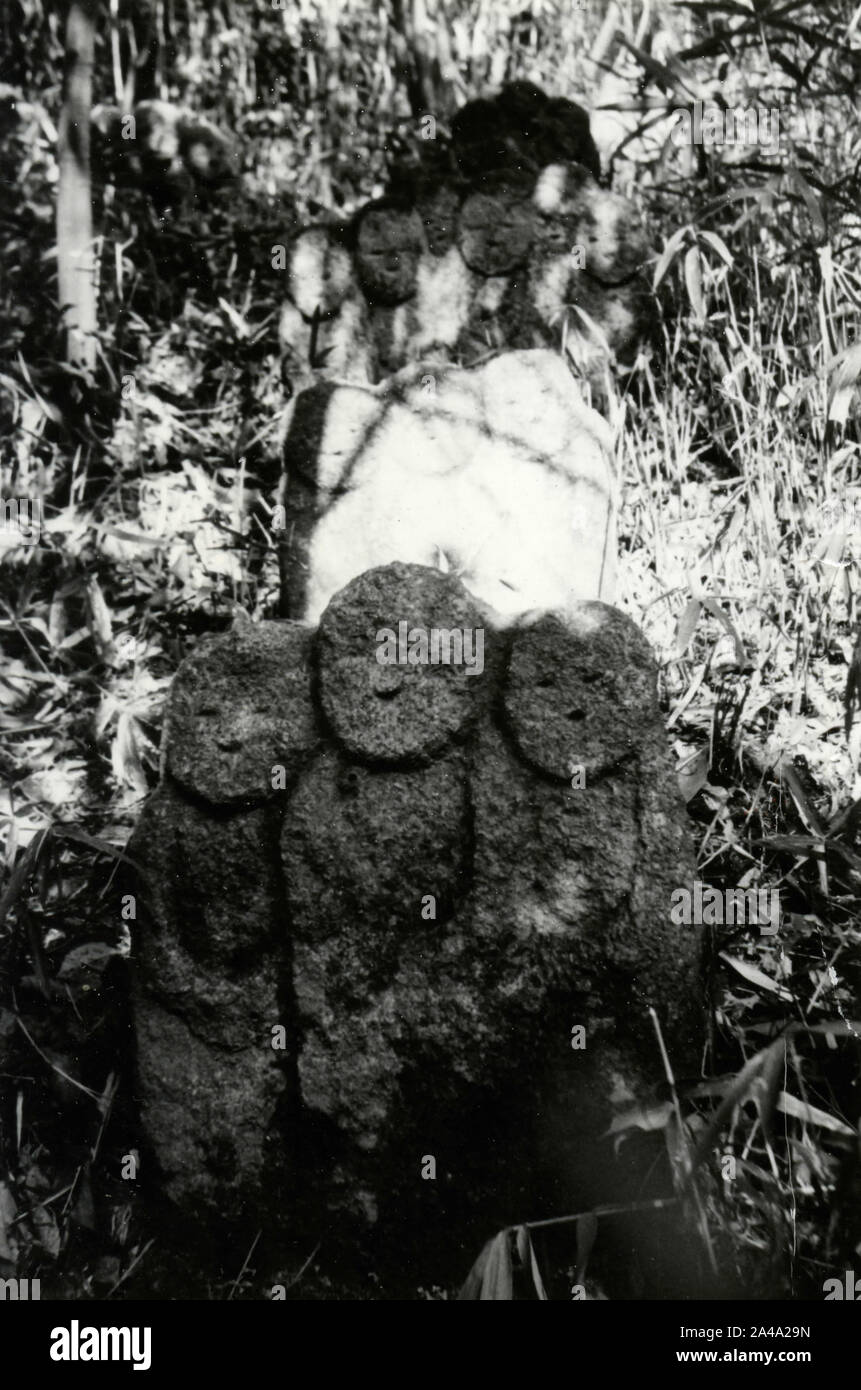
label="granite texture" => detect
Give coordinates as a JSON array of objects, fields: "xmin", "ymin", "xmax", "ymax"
[
  {"xmin": 278, "ymin": 84, "xmax": 650, "ymax": 396},
  {"xmin": 130, "ymin": 564, "xmax": 703, "ymax": 1242}
]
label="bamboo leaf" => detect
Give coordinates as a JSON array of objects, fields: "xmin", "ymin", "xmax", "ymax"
[
  {"xmin": 720, "ymin": 953, "xmax": 794, "ymax": 1002},
  {"xmin": 653, "ymin": 226, "xmax": 689, "ymax": 290},
  {"xmin": 700, "ymin": 595, "xmax": 748, "ymax": 666},
  {"xmin": 688, "ymin": 1040, "xmax": 787, "ymax": 1175},
  {"xmin": 457, "ymin": 1230, "xmax": 514, "ymax": 1300},
  {"xmin": 574, "ymin": 1213, "xmax": 598, "ymax": 1288},
  {"xmin": 515, "ymin": 1226, "xmax": 548, "ymax": 1301},
  {"xmin": 777, "ymin": 1092, "xmax": 855, "ymax": 1136},
  {"xmin": 684, "ymin": 245, "xmax": 706, "ymax": 321},
  {"xmin": 674, "ymin": 598, "xmax": 702, "ymax": 658},
  {"xmin": 699, "ymin": 230, "xmax": 734, "ymax": 267}
]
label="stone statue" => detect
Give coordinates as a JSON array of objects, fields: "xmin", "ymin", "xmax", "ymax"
[
  {"xmin": 278, "ymin": 85, "xmax": 650, "ymax": 401},
  {"xmin": 131, "ymin": 563, "xmax": 703, "ymax": 1282}
]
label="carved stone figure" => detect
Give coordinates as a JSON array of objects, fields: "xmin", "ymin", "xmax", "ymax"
[
  {"xmin": 278, "ymin": 85, "xmax": 650, "ymax": 397},
  {"xmin": 131, "ymin": 563, "xmax": 703, "ymax": 1264}
]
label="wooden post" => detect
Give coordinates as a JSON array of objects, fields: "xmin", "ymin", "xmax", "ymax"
[{"xmin": 57, "ymin": 0, "xmax": 99, "ymax": 376}]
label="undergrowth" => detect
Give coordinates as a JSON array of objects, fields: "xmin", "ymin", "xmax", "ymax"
[{"xmin": 0, "ymin": 0, "xmax": 859, "ymax": 1299}]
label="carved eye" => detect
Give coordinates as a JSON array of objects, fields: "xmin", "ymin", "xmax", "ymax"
[{"xmin": 503, "ymin": 609, "xmax": 654, "ymax": 781}]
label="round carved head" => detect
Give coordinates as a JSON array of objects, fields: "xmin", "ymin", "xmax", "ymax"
[
  {"xmin": 503, "ymin": 605, "xmax": 657, "ymax": 782},
  {"xmin": 458, "ymin": 182, "xmax": 536, "ymax": 276},
  {"xmin": 317, "ymin": 562, "xmax": 489, "ymax": 764},
  {"xmin": 354, "ymin": 201, "xmax": 425, "ymax": 304},
  {"xmin": 164, "ymin": 620, "xmax": 318, "ymax": 804}
]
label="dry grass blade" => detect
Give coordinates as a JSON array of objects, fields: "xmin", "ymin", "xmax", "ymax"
[
  {"xmin": 687, "ymin": 1038, "xmax": 787, "ymax": 1177},
  {"xmin": 515, "ymin": 1225, "xmax": 548, "ymax": 1300},
  {"xmin": 844, "ymin": 626, "xmax": 861, "ymax": 737},
  {"xmin": 14, "ymin": 1015, "xmax": 103, "ymax": 1104},
  {"xmin": 573, "ymin": 1212, "xmax": 598, "ymax": 1288},
  {"xmin": 228, "ymin": 1229, "xmax": 261, "ymax": 1300},
  {"xmin": 104, "ymin": 1238, "xmax": 156, "ymax": 1299},
  {"xmin": 777, "ymin": 1092, "xmax": 856, "ymax": 1136},
  {"xmin": 0, "ymin": 828, "xmax": 51, "ymax": 932},
  {"xmin": 457, "ymin": 1229, "xmax": 513, "ymax": 1300},
  {"xmin": 719, "ymin": 952, "xmax": 795, "ymax": 1002}
]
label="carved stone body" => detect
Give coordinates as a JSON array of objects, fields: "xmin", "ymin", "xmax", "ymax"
[
  {"xmin": 131, "ymin": 564, "xmax": 703, "ymax": 1254},
  {"xmin": 278, "ymin": 349, "xmax": 618, "ymax": 624},
  {"xmin": 279, "ymin": 85, "xmax": 650, "ymax": 398}
]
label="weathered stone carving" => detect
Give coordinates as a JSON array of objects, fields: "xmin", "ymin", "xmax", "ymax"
[
  {"xmin": 130, "ymin": 618, "xmax": 319, "ymax": 1219},
  {"xmin": 131, "ymin": 562, "xmax": 703, "ymax": 1251},
  {"xmin": 278, "ymin": 85, "xmax": 650, "ymax": 397},
  {"xmin": 127, "ymin": 84, "xmax": 692, "ymax": 1283},
  {"xmin": 130, "ymin": 787, "xmax": 294, "ymax": 1220},
  {"xmin": 277, "ymin": 348, "xmax": 618, "ymax": 625},
  {"xmin": 448, "ymin": 82, "xmax": 601, "ymax": 182}
]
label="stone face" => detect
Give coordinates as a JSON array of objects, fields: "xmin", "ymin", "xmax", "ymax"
[
  {"xmin": 458, "ymin": 184, "xmax": 537, "ymax": 276},
  {"xmin": 316, "ymin": 562, "xmax": 489, "ymax": 763},
  {"xmin": 279, "ymin": 349, "xmax": 618, "ymax": 625},
  {"xmin": 354, "ymin": 202, "xmax": 425, "ymax": 305},
  {"xmin": 131, "ymin": 563, "xmax": 703, "ymax": 1255},
  {"xmin": 502, "ymin": 605, "xmax": 657, "ymax": 781},
  {"xmin": 278, "ymin": 84, "xmax": 649, "ymax": 394},
  {"xmin": 163, "ymin": 619, "xmax": 319, "ymax": 804}
]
